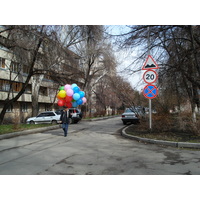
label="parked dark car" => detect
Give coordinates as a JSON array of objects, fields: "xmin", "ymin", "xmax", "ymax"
[
  {"xmin": 121, "ymin": 108, "xmax": 140, "ymax": 125},
  {"xmin": 56, "ymin": 108, "xmax": 82, "ymax": 124}
]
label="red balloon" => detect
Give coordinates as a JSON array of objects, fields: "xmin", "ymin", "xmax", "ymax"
[
  {"xmin": 65, "ymin": 95, "xmax": 73, "ymax": 103},
  {"xmin": 57, "ymin": 99, "xmax": 65, "ymax": 107},
  {"xmin": 65, "ymin": 102, "xmax": 72, "ymax": 108}
]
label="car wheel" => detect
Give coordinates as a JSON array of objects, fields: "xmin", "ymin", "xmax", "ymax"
[
  {"xmin": 123, "ymin": 121, "xmax": 127, "ymax": 125},
  {"xmin": 52, "ymin": 120, "xmax": 57, "ymax": 125},
  {"xmin": 30, "ymin": 121, "xmax": 35, "ymax": 124}
]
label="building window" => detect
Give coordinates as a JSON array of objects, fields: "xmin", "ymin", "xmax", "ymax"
[
  {"xmin": 10, "ymin": 61, "xmax": 21, "ymax": 73},
  {"xmin": 12, "ymin": 82, "xmax": 22, "ymax": 92},
  {"xmin": 25, "ymin": 84, "xmax": 32, "ymax": 94},
  {"xmin": 0, "ymin": 57, "xmax": 5, "ymax": 68},
  {"xmin": 4, "ymin": 84, "xmax": 10, "ymax": 91},
  {"xmin": 21, "ymin": 103, "xmax": 28, "ymax": 112},
  {"xmin": 23, "ymin": 65, "xmax": 29, "ymax": 74},
  {"xmin": 0, "ymin": 80, "xmax": 11, "ymax": 91},
  {"xmin": 6, "ymin": 104, "xmax": 13, "ymax": 112},
  {"xmin": 0, "ymin": 79, "xmax": 23, "ymax": 92},
  {"xmin": 39, "ymin": 86, "xmax": 48, "ymax": 96},
  {"xmin": 45, "ymin": 104, "xmax": 51, "ymax": 111}
]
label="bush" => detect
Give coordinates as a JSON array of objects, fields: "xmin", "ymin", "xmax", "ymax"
[
  {"xmin": 149, "ymin": 112, "xmax": 200, "ymax": 135},
  {"xmin": 177, "ymin": 112, "xmax": 200, "ymax": 135},
  {"xmin": 152, "ymin": 113, "xmax": 174, "ymax": 133}
]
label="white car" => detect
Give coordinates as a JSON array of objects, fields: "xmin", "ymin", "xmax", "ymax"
[{"xmin": 26, "ymin": 111, "xmax": 61, "ymax": 124}]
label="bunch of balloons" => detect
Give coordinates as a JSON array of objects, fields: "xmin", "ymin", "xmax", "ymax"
[{"xmin": 57, "ymin": 83, "xmax": 87, "ymax": 108}]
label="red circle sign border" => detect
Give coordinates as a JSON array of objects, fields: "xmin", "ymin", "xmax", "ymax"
[
  {"xmin": 143, "ymin": 69, "xmax": 158, "ymax": 84},
  {"xmin": 143, "ymin": 84, "xmax": 158, "ymax": 99}
]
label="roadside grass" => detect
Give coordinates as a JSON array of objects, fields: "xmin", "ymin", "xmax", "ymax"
[
  {"xmin": 126, "ymin": 113, "xmax": 200, "ymax": 143},
  {"xmin": 0, "ymin": 124, "xmax": 55, "ymax": 135}
]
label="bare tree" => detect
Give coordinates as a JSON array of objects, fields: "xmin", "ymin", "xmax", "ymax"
[
  {"xmin": 0, "ymin": 25, "xmax": 46, "ymax": 124},
  {"xmin": 109, "ymin": 75, "xmax": 136, "ymax": 107},
  {"xmin": 0, "ymin": 25, "xmax": 92, "ymax": 120},
  {"xmin": 29, "ymin": 26, "xmax": 82, "ymax": 116},
  {"xmin": 72, "ymin": 25, "xmax": 114, "ymax": 116},
  {"xmin": 115, "ymin": 25, "xmax": 200, "ymax": 122}
]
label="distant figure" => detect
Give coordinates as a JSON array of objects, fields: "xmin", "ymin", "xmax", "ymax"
[{"xmin": 60, "ymin": 107, "xmax": 72, "ymax": 137}]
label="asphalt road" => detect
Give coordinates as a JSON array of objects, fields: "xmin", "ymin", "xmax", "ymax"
[{"xmin": 1, "ymin": 116, "xmax": 200, "ymax": 175}]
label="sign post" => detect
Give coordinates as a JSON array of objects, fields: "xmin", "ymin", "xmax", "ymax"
[{"xmin": 142, "ymin": 54, "xmax": 159, "ymax": 131}]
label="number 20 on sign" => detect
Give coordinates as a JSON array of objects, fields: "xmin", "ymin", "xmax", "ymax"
[{"xmin": 143, "ymin": 69, "xmax": 158, "ymax": 84}]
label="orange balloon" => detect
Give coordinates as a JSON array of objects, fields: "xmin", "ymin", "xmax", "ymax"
[{"xmin": 57, "ymin": 94, "xmax": 65, "ymax": 100}]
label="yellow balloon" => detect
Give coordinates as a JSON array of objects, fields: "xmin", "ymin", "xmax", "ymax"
[
  {"xmin": 57, "ymin": 94, "xmax": 64, "ymax": 100},
  {"xmin": 58, "ymin": 90, "xmax": 66, "ymax": 98}
]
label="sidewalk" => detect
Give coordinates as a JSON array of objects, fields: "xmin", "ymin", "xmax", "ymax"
[
  {"xmin": 0, "ymin": 125, "xmax": 60, "ymax": 140},
  {"xmin": 0, "ymin": 115, "xmax": 120, "ymax": 140},
  {"xmin": 121, "ymin": 125, "xmax": 200, "ymax": 149}
]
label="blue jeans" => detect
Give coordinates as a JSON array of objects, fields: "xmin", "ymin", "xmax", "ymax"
[{"xmin": 62, "ymin": 123, "xmax": 69, "ymax": 136}]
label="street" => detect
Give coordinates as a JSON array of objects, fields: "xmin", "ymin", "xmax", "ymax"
[{"xmin": 1, "ymin": 116, "xmax": 200, "ymax": 175}]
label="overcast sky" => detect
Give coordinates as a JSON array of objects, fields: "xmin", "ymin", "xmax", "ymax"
[{"xmin": 106, "ymin": 25, "xmax": 146, "ymax": 92}]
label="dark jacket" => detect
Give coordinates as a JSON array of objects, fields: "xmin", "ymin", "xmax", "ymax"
[{"xmin": 60, "ymin": 110, "xmax": 71, "ymax": 124}]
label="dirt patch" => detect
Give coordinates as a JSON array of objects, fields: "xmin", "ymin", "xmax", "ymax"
[{"xmin": 125, "ymin": 114, "xmax": 200, "ymax": 143}]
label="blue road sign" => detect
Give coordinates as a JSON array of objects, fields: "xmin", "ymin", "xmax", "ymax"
[{"xmin": 143, "ymin": 84, "xmax": 158, "ymax": 99}]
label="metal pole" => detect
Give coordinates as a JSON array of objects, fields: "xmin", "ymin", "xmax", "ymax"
[
  {"xmin": 149, "ymin": 99, "xmax": 152, "ymax": 131},
  {"xmin": 147, "ymin": 26, "xmax": 150, "ymax": 56},
  {"xmin": 147, "ymin": 26, "xmax": 152, "ymax": 132}
]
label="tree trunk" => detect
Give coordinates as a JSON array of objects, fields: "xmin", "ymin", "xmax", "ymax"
[
  {"xmin": 191, "ymin": 103, "xmax": 197, "ymax": 123},
  {"xmin": 0, "ymin": 71, "xmax": 33, "ymax": 124},
  {"xmin": 31, "ymin": 74, "xmax": 44, "ymax": 116},
  {"xmin": 84, "ymin": 83, "xmax": 92, "ymax": 118}
]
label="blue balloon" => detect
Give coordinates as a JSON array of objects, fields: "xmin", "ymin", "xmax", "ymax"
[
  {"xmin": 73, "ymin": 93, "xmax": 80, "ymax": 101},
  {"xmin": 79, "ymin": 91, "xmax": 85, "ymax": 98},
  {"xmin": 73, "ymin": 86, "xmax": 80, "ymax": 93},
  {"xmin": 77, "ymin": 98, "xmax": 83, "ymax": 105},
  {"xmin": 72, "ymin": 101, "xmax": 78, "ymax": 108},
  {"xmin": 71, "ymin": 83, "xmax": 78, "ymax": 89}
]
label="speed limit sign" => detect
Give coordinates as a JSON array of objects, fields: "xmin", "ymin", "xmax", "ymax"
[{"xmin": 143, "ymin": 69, "xmax": 158, "ymax": 84}]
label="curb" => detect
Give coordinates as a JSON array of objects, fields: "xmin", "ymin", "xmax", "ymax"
[
  {"xmin": 0, "ymin": 125, "xmax": 60, "ymax": 140},
  {"xmin": 121, "ymin": 125, "xmax": 200, "ymax": 149},
  {"xmin": 83, "ymin": 115, "xmax": 120, "ymax": 122}
]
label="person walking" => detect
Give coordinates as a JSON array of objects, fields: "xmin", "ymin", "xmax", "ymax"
[{"xmin": 60, "ymin": 107, "xmax": 71, "ymax": 137}]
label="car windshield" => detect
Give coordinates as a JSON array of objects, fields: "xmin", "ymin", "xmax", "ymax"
[
  {"xmin": 55, "ymin": 111, "xmax": 62, "ymax": 115},
  {"xmin": 125, "ymin": 108, "xmax": 134, "ymax": 113},
  {"xmin": 37, "ymin": 113, "xmax": 46, "ymax": 117}
]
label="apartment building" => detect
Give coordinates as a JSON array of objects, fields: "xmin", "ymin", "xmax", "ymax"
[
  {"xmin": 0, "ymin": 26, "xmax": 81, "ymax": 124},
  {"xmin": 0, "ymin": 45, "xmax": 58, "ymax": 123}
]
